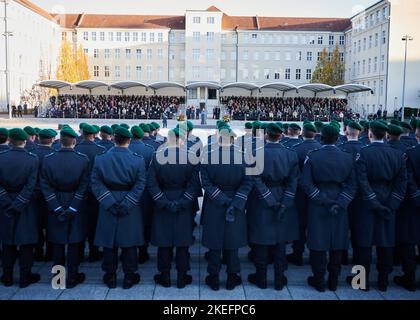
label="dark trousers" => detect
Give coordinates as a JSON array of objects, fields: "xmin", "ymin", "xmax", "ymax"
[
  {"xmin": 102, "ymin": 247, "xmax": 137, "ymax": 276},
  {"xmin": 158, "ymin": 247, "xmax": 190, "ymax": 274},
  {"xmin": 356, "ymin": 246, "xmax": 393, "ymax": 276},
  {"xmin": 207, "ymin": 249, "xmax": 240, "ymax": 276},
  {"xmin": 398, "ymin": 244, "xmax": 417, "ymax": 275},
  {"xmin": 52, "ymin": 243, "xmax": 80, "ymax": 278},
  {"xmin": 1, "ymin": 244, "xmax": 34, "ymax": 277},
  {"xmin": 87, "ymin": 193, "xmax": 99, "ymax": 253},
  {"xmin": 292, "ymin": 228, "xmax": 306, "ymax": 255},
  {"xmin": 310, "ymin": 250, "xmax": 342, "ymax": 277},
  {"xmin": 254, "ymin": 243, "xmax": 287, "ymax": 272}
]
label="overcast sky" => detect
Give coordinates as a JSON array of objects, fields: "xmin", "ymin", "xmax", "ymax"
[{"xmin": 31, "ymin": 0, "xmax": 379, "ymax": 17}]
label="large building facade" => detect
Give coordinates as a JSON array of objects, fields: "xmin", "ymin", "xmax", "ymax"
[{"xmin": 1, "ymin": 0, "xmax": 419, "ymax": 114}]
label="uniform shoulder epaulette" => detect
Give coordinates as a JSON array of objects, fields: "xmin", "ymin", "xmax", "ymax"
[
  {"xmin": 307, "ymin": 148, "xmax": 322, "ymax": 155},
  {"xmin": 0, "ymin": 150, "xmax": 9, "ymax": 155},
  {"xmin": 45, "ymin": 152, "xmax": 56, "ymax": 158},
  {"xmin": 28, "ymin": 151, "xmax": 37, "ymax": 158},
  {"xmin": 76, "ymin": 151, "xmax": 89, "ymax": 159},
  {"xmin": 291, "ymin": 141, "xmax": 303, "ymax": 148},
  {"xmin": 132, "ymin": 152, "xmax": 144, "ymax": 159}
]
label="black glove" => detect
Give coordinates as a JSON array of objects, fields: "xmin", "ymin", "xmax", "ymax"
[
  {"xmin": 225, "ymin": 205, "xmax": 237, "ymax": 223},
  {"xmin": 167, "ymin": 201, "xmax": 180, "ymax": 213},
  {"xmin": 374, "ymin": 205, "xmax": 393, "ymax": 220},
  {"xmin": 220, "ymin": 197, "xmax": 232, "ymax": 208},
  {"xmin": 275, "ymin": 205, "xmax": 287, "ymax": 222},
  {"xmin": 329, "ymin": 204, "xmax": 344, "ymax": 216},
  {"xmin": 56, "ymin": 208, "xmax": 70, "ymax": 222},
  {"xmin": 179, "ymin": 198, "xmax": 192, "ymax": 210},
  {"xmin": 108, "ymin": 204, "xmax": 122, "ymax": 217},
  {"xmin": 269, "ymin": 201, "xmax": 282, "ymax": 211},
  {"xmin": 4, "ymin": 206, "xmax": 20, "ymax": 218}
]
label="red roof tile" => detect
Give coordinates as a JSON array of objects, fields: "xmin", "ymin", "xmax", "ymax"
[{"xmin": 206, "ymin": 6, "xmax": 222, "ymax": 12}]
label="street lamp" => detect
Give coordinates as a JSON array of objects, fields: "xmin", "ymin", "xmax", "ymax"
[
  {"xmin": 401, "ymin": 35, "xmax": 413, "ymax": 121},
  {"xmin": 1, "ymin": 0, "xmax": 13, "ymax": 119}
]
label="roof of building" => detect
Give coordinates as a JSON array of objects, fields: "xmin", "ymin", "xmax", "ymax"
[
  {"xmin": 206, "ymin": 6, "xmax": 222, "ymax": 12},
  {"xmin": 14, "ymin": 0, "xmax": 54, "ymax": 22}
]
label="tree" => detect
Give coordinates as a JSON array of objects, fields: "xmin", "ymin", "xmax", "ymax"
[
  {"xmin": 311, "ymin": 45, "xmax": 344, "ymax": 86},
  {"xmin": 56, "ymin": 40, "xmax": 90, "ymax": 82}
]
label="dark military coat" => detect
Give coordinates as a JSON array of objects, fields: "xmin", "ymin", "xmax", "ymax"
[{"xmin": 97, "ymin": 139, "xmax": 114, "ymax": 151}]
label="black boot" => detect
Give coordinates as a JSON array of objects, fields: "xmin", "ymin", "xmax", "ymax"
[
  {"xmin": 394, "ymin": 274, "xmax": 416, "ymax": 292},
  {"xmin": 138, "ymin": 246, "xmax": 150, "ymax": 264},
  {"xmin": 103, "ymin": 273, "xmax": 117, "ymax": 289},
  {"xmin": 307, "ymin": 275, "xmax": 325, "ymax": 292},
  {"xmin": 328, "ymin": 273, "xmax": 338, "ymax": 292},
  {"xmin": 341, "ymin": 251, "xmax": 349, "ymax": 266},
  {"xmin": 88, "ymin": 248, "xmax": 103, "ymax": 263},
  {"xmin": 34, "ymin": 248, "xmax": 44, "ymax": 262},
  {"xmin": 377, "ymin": 273, "xmax": 389, "ymax": 292},
  {"xmin": 154, "ymin": 272, "xmax": 171, "ymax": 288},
  {"xmin": 274, "ymin": 271, "xmax": 287, "ymax": 291},
  {"xmin": 0, "ymin": 271, "xmax": 13, "ymax": 287},
  {"xmin": 226, "ymin": 273, "xmax": 242, "ymax": 290},
  {"xmin": 19, "ymin": 273, "xmax": 41, "ymax": 289},
  {"xmin": 177, "ymin": 272, "xmax": 192, "ymax": 289},
  {"xmin": 123, "ymin": 273, "xmax": 140, "ymax": 289},
  {"xmin": 66, "ymin": 273, "xmax": 86, "ymax": 289},
  {"xmin": 204, "ymin": 251, "xmax": 210, "ymax": 262},
  {"xmin": 287, "ymin": 253, "xmax": 303, "ymax": 266},
  {"xmin": 248, "ymin": 269, "xmax": 267, "ymax": 289},
  {"xmin": 205, "ymin": 274, "xmax": 219, "ymax": 291}
]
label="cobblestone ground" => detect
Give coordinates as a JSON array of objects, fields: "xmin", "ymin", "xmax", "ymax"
[{"xmin": 0, "ymin": 116, "xmax": 419, "ymax": 300}]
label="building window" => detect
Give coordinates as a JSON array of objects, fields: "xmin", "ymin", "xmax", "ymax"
[
  {"xmin": 169, "ymin": 32, "xmax": 175, "ymax": 43},
  {"xmin": 296, "ymin": 51, "xmax": 302, "ymax": 61},
  {"xmin": 275, "ymin": 52, "xmax": 281, "ymax": 61},
  {"xmin": 358, "ymin": 40, "xmax": 361, "ymax": 52},
  {"xmin": 100, "ymin": 32, "xmax": 105, "ymax": 41},
  {"xmin": 115, "ymin": 66, "xmax": 120, "ymax": 78},
  {"xmin": 93, "ymin": 66, "xmax": 99, "ymax": 77},
  {"xmin": 62, "ymin": 32, "xmax": 67, "ymax": 41},
  {"xmin": 137, "ymin": 49, "xmax": 142, "ymax": 60},
  {"xmin": 104, "ymin": 66, "xmax": 110, "ymax": 78},
  {"xmin": 285, "ymin": 68, "xmax": 291, "ymax": 80},
  {"xmin": 264, "ymin": 69, "xmax": 270, "ymax": 80},
  {"xmin": 329, "ymin": 35, "xmax": 334, "ymax": 45},
  {"xmin": 374, "ymin": 56, "xmax": 378, "ymax": 72},
  {"xmin": 252, "ymin": 33, "xmax": 258, "ymax": 43},
  {"xmin": 158, "ymin": 33, "xmax": 163, "ymax": 43},
  {"xmin": 253, "ymin": 51, "xmax": 259, "ymax": 61},
  {"xmin": 381, "ymin": 55, "xmax": 385, "ymax": 71},
  {"xmin": 116, "ymin": 32, "xmax": 122, "ymax": 41},
  {"xmin": 339, "ymin": 52, "xmax": 344, "ymax": 62},
  {"xmin": 368, "ymin": 35, "xmax": 372, "ymax": 49},
  {"xmin": 232, "ymin": 34, "xmax": 237, "ymax": 44},
  {"xmin": 94, "ymin": 49, "xmax": 99, "ymax": 58},
  {"xmin": 339, "ymin": 35, "xmax": 345, "ymax": 45},
  {"xmin": 83, "ymin": 32, "xmax": 88, "ymax": 41},
  {"xmin": 368, "ymin": 58, "xmax": 371, "ymax": 73},
  {"xmin": 92, "ymin": 32, "xmax": 97, "ymax": 41},
  {"xmin": 125, "ymin": 32, "xmax": 130, "ymax": 42},
  {"xmin": 141, "ymin": 32, "xmax": 146, "ymax": 42},
  {"xmin": 307, "ymin": 52, "xmax": 313, "ymax": 61},
  {"xmin": 207, "ymin": 17, "xmax": 215, "ymax": 24},
  {"xmin": 382, "ymin": 31, "xmax": 386, "ymax": 44},
  {"xmin": 150, "ymin": 33, "xmax": 155, "ymax": 42},
  {"xmin": 221, "ymin": 34, "xmax": 227, "ymax": 43},
  {"xmin": 380, "ymin": 80, "xmax": 384, "ymax": 96},
  {"xmin": 296, "ymin": 69, "xmax": 301, "ymax": 80},
  {"xmin": 192, "ymin": 49, "xmax": 200, "ymax": 61},
  {"xmin": 108, "ymin": 32, "xmax": 113, "ymax": 41},
  {"xmin": 84, "ymin": 48, "xmax": 89, "ymax": 55},
  {"xmin": 188, "ymin": 88, "xmax": 198, "ymax": 99},
  {"xmin": 207, "ymin": 67, "xmax": 214, "ymax": 80},
  {"xmin": 146, "ymin": 66, "xmax": 152, "ymax": 80},
  {"xmin": 136, "ymin": 66, "xmax": 142, "ymax": 80},
  {"xmin": 362, "ymin": 60, "xmax": 366, "ymax": 74},
  {"xmin": 317, "ymin": 52, "xmax": 322, "ymax": 61},
  {"xmin": 104, "ymin": 49, "xmax": 110, "ymax": 59},
  {"xmin": 318, "ymin": 36, "xmax": 323, "ymax": 45},
  {"xmin": 193, "ymin": 16, "xmax": 201, "ymax": 24},
  {"xmin": 133, "ymin": 32, "xmax": 138, "ymax": 42},
  {"xmin": 252, "ymin": 70, "xmax": 260, "ymax": 80},
  {"xmin": 115, "ymin": 49, "xmax": 120, "ymax": 59},
  {"xmin": 285, "ymin": 52, "xmax": 291, "ymax": 61},
  {"xmin": 230, "ymin": 51, "xmax": 237, "ymax": 61},
  {"xmin": 207, "ymin": 32, "xmax": 215, "ymax": 42},
  {"xmin": 243, "ymin": 69, "xmax": 249, "ymax": 80},
  {"xmin": 169, "ymin": 50, "xmax": 175, "ymax": 60},
  {"xmin": 193, "ymin": 32, "xmax": 200, "ymax": 42},
  {"xmin": 126, "ymin": 66, "xmax": 131, "ymax": 79},
  {"xmin": 192, "ymin": 66, "xmax": 200, "ymax": 79},
  {"xmin": 306, "ymin": 69, "xmax": 312, "ymax": 80},
  {"xmin": 274, "ymin": 72, "xmax": 280, "ymax": 80},
  {"xmin": 157, "ymin": 49, "xmax": 163, "ymax": 59},
  {"xmin": 157, "ymin": 67, "xmax": 163, "ymax": 80},
  {"xmin": 125, "ymin": 49, "xmax": 131, "ymax": 59},
  {"xmin": 206, "ymin": 49, "xmax": 214, "ymax": 60},
  {"xmin": 375, "ymin": 33, "xmax": 378, "ymax": 46},
  {"xmin": 147, "ymin": 49, "xmax": 152, "ymax": 60}
]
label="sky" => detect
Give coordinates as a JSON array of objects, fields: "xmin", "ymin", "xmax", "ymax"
[{"xmin": 31, "ymin": 0, "xmax": 379, "ymax": 17}]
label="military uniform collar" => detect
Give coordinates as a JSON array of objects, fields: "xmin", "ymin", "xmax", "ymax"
[
  {"xmin": 58, "ymin": 148, "xmax": 75, "ymax": 152},
  {"xmin": 112, "ymin": 147, "xmax": 130, "ymax": 152},
  {"xmin": 11, "ymin": 147, "xmax": 26, "ymax": 152}
]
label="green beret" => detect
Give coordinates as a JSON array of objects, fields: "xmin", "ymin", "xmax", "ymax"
[
  {"xmin": 409, "ymin": 118, "xmax": 417, "ymax": 129},
  {"xmin": 245, "ymin": 122, "xmax": 253, "ymax": 130},
  {"xmin": 34, "ymin": 128, "xmax": 41, "ymax": 135},
  {"xmin": 266, "ymin": 123, "xmax": 283, "ymax": 135},
  {"xmin": 120, "ymin": 123, "xmax": 130, "ymax": 130},
  {"xmin": 343, "ymin": 119, "xmax": 351, "ymax": 126},
  {"xmin": 111, "ymin": 124, "xmax": 120, "ymax": 131},
  {"xmin": 23, "ymin": 126, "xmax": 36, "ymax": 136},
  {"xmin": 260, "ymin": 123, "xmax": 267, "ymax": 130},
  {"xmin": 360, "ymin": 120, "xmax": 370, "ymax": 129},
  {"xmin": 321, "ymin": 124, "xmax": 340, "ymax": 138},
  {"xmin": 369, "ymin": 121, "xmax": 389, "ymax": 132},
  {"xmin": 79, "ymin": 122, "xmax": 88, "ymax": 130},
  {"xmin": 60, "ymin": 127, "xmax": 78, "ymax": 138},
  {"xmin": 92, "ymin": 125, "xmax": 100, "ymax": 134},
  {"xmin": 282, "ymin": 123, "xmax": 289, "ymax": 130},
  {"xmin": 314, "ymin": 121, "xmax": 324, "ymax": 128},
  {"xmin": 303, "ymin": 119, "xmax": 311, "ymax": 125},
  {"xmin": 114, "ymin": 127, "xmax": 133, "ymax": 139},
  {"xmin": 0, "ymin": 128, "xmax": 8, "ymax": 137},
  {"xmin": 218, "ymin": 123, "xmax": 230, "ymax": 132},
  {"xmin": 303, "ymin": 123, "xmax": 317, "ymax": 133},
  {"xmin": 347, "ymin": 121, "xmax": 362, "ymax": 131},
  {"xmin": 82, "ymin": 124, "xmax": 96, "ymax": 135},
  {"xmin": 388, "ymin": 124, "xmax": 403, "ymax": 136},
  {"xmin": 39, "ymin": 129, "xmax": 57, "ymax": 139},
  {"xmin": 131, "ymin": 126, "xmax": 144, "ymax": 139},
  {"xmin": 329, "ymin": 121, "xmax": 341, "ymax": 130},
  {"xmin": 186, "ymin": 121, "xmax": 194, "ymax": 132},
  {"xmin": 169, "ymin": 127, "xmax": 186, "ymax": 139},
  {"xmin": 399, "ymin": 121, "xmax": 412, "ymax": 131},
  {"xmin": 140, "ymin": 123, "xmax": 151, "ymax": 133},
  {"xmin": 289, "ymin": 123, "xmax": 301, "ymax": 131},
  {"xmin": 100, "ymin": 126, "xmax": 113, "ymax": 135},
  {"xmin": 417, "ymin": 121, "xmax": 420, "ymax": 129},
  {"xmin": 9, "ymin": 128, "xmax": 28, "ymax": 141},
  {"xmin": 148, "ymin": 123, "xmax": 157, "ymax": 131},
  {"xmin": 216, "ymin": 120, "xmax": 223, "ymax": 128},
  {"xmin": 150, "ymin": 122, "xmax": 160, "ymax": 130},
  {"xmin": 219, "ymin": 126, "xmax": 236, "ymax": 137},
  {"xmin": 252, "ymin": 121, "xmax": 262, "ymax": 130},
  {"xmin": 390, "ymin": 119, "xmax": 400, "ymax": 126}
]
